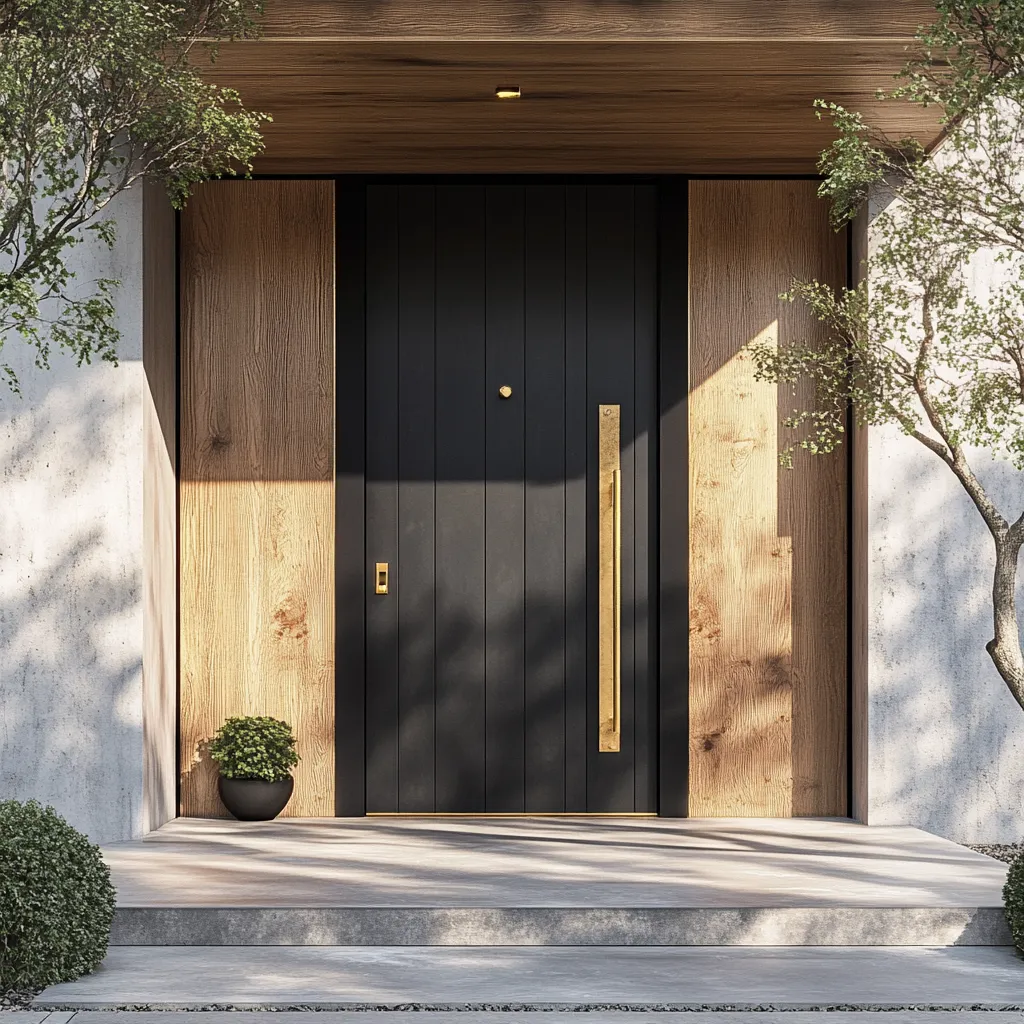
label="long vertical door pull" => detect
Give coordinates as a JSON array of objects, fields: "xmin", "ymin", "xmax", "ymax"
[{"xmin": 598, "ymin": 404, "xmax": 621, "ymax": 753}]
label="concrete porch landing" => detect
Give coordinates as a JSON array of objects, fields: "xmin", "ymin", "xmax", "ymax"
[{"xmin": 104, "ymin": 816, "xmax": 1011, "ymax": 946}]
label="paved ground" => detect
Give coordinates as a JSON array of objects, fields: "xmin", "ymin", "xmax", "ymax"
[
  {"xmin": 9, "ymin": 1015, "xmax": 1024, "ymax": 1023},
  {"xmin": 31, "ymin": 945, "xmax": 1024, "ymax": 1010},
  {"xmin": 104, "ymin": 817, "xmax": 1007, "ymax": 909}
]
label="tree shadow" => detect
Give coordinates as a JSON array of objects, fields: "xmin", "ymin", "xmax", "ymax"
[{"xmin": 0, "ymin": 361, "xmax": 145, "ymax": 844}]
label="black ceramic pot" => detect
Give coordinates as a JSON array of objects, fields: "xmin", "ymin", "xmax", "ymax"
[{"xmin": 218, "ymin": 776, "xmax": 294, "ymax": 821}]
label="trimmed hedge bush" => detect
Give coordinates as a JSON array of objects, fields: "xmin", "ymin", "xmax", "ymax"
[
  {"xmin": 0, "ymin": 800, "xmax": 115, "ymax": 992},
  {"xmin": 209, "ymin": 715, "xmax": 300, "ymax": 782},
  {"xmin": 1004, "ymin": 848, "xmax": 1024, "ymax": 951}
]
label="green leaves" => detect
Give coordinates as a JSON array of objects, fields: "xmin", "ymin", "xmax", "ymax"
[
  {"xmin": 0, "ymin": 799, "xmax": 116, "ymax": 992},
  {"xmin": 1004, "ymin": 847, "xmax": 1024, "ymax": 951},
  {"xmin": 0, "ymin": 0, "xmax": 269, "ymax": 392},
  {"xmin": 751, "ymin": 0, "xmax": 1024, "ymax": 474},
  {"xmin": 208, "ymin": 715, "xmax": 300, "ymax": 783}
]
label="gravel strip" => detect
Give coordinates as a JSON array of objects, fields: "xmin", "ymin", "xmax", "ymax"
[
  {"xmin": 0, "ymin": 989, "xmax": 37, "ymax": 1010},
  {"xmin": 969, "ymin": 843, "xmax": 1023, "ymax": 865}
]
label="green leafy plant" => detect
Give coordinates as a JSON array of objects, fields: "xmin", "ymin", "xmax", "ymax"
[
  {"xmin": 208, "ymin": 715, "xmax": 300, "ymax": 782},
  {"xmin": 1004, "ymin": 848, "xmax": 1024, "ymax": 951},
  {"xmin": 0, "ymin": 799, "xmax": 116, "ymax": 992},
  {"xmin": 0, "ymin": 0, "xmax": 269, "ymax": 393},
  {"xmin": 748, "ymin": 0, "xmax": 1024, "ymax": 711}
]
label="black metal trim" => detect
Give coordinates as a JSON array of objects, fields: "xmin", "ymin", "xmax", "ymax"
[{"xmin": 655, "ymin": 179, "xmax": 689, "ymax": 817}]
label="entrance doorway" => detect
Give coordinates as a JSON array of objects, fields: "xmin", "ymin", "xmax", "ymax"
[{"xmin": 354, "ymin": 183, "xmax": 658, "ymax": 813}]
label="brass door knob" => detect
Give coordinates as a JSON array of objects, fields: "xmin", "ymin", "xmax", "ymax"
[{"xmin": 499, "ymin": 385, "xmax": 513, "ymax": 399}]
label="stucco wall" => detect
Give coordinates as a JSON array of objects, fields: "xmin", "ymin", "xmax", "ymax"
[
  {"xmin": 0, "ymin": 185, "xmax": 146, "ymax": 843},
  {"xmin": 865, "ymin": 192, "xmax": 1024, "ymax": 844}
]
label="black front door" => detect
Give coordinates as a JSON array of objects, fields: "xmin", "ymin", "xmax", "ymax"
[{"xmin": 363, "ymin": 182, "xmax": 657, "ymax": 813}]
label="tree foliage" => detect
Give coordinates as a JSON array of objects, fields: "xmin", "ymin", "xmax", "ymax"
[
  {"xmin": 748, "ymin": 0, "xmax": 1024, "ymax": 710},
  {"xmin": 0, "ymin": 0, "xmax": 268, "ymax": 392}
]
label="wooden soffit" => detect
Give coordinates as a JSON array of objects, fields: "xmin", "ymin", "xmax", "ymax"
[{"xmin": 204, "ymin": 0, "xmax": 942, "ymax": 174}]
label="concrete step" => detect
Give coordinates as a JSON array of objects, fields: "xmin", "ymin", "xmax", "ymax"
[
  {"xmin": 32, "ymin": 945, "xmax": 1024, "ymax": 1011},
  {"xmin": 110, "ymin": 905, "xmax": 1011, "ymax": 947},
  {"xmin": 20, "ymin": 1015, "xmax": 1024, "ymax": 1024}
]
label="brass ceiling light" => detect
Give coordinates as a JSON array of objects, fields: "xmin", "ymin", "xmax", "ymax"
[{"xmin": 495, "ymin": 85, "xmax": 521, "ymax": 100}]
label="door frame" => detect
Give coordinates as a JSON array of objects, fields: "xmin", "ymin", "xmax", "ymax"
[{"xmin": 333, "ymin": 175, "xmax": 689, "ymax": 816}]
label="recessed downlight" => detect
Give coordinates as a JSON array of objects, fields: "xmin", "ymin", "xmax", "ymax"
[{"xmin": 495, "ymin": 85, "xmax": 521, "ymax": 100}]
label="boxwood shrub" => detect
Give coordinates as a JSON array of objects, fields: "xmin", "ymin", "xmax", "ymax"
[
  {"xmin": 208, "ymin": 715, "xmax": 300, "ymax": 782},
  {"xmin": 0, "ymin": 800, "xmax": 115, "ymax": 992},
  {"xmin": 1004, "ymin": 848, "xmax": 1024, "ymax": 951}
]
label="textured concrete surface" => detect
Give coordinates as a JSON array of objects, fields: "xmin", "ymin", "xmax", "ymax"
[
  {"xmin": 109, "ymin": 904, "xmax": 1011, "ymax": 947},
  {"xmin": 0, "ymin": 1015, "xmax": 74, "ymax": 1023},
  {"xmin": 105, "ymin": 817, "xmax": 1011, "ymax": 945},
  {"xmin": 109, "ymin": 817, "xmax": 1008, "ymax": 907},
  {"xmin": 865, "ymin": 182, "xmax": 1024, "ymax": 844},
  {"xmin": 0, "ymin": 185, "xmax": 146, "ymax": 844},
  {"xmin": 17, "ymin": 1015, "xmax": 1024, "ymax": 1024},
  {"xmin": 32, "ymin": 945, "xmax": 1024, "ymax": 1010}
]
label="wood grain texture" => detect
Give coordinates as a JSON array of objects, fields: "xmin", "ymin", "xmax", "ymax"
[
  {"xmin": 258, "ymin": 0, "xmax": 933, "ymax": 40},
  {"xmin": 179, "ymin": 180, "xmax": 335, "ymax": 818},
  {"xmin": 688, "ymin": 180, "xmax": 848, "ymax": 818},
  {"xmin": 142, "ymin": 179, "xmax": 178, "ymax": 833},
  {"xmin": 199, "ymin": 40, "xmax": 941, "ymax": 174}
]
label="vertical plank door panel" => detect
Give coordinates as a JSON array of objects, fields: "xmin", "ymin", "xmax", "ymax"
[
  {"xmin": 586, "ymin": 185, "xmax": 638, "ymax": 812},
  {"xmin": 632, "ymin": 184, "xmax": 658, "ymax": 812},
  {"xmin": 179, "ymin": 179, "xmax": 335, "ymax": 818},
  {"xmin": 396, "ymin": 185, "xmax": 438, "ymax": 812},
  {"xmin": 687, "ymin": 179, "xmax": 847, "ymax": 817},
  {"xmin": 563, "ymin": 185, "xmax": 590, "ymax": 811},
  {"xmin": 434, "ymin": 185, "xmax": 488, "ymax": 813},
  {"xmin": 524, "ymin": 185, "xmax": 568, "ymax": 811},
  {"xmin": 485, "ymin": 185, "xmax": 527, "ymax": 812},
  {"xmin": 364, "ymin": 185, "xmax": 401, "ymax": 813}
]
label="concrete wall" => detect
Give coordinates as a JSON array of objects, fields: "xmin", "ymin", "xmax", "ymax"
[
  {"xmin": 864, "ymin": 190, "xmax": 1024, "ymax": 844},
  {"xmin": 0, "ymin": 185, "xmax": 148, "ymax": 844}
]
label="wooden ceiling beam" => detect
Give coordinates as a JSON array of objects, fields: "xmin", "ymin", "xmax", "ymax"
[{"xmin": 256, "ymin": 0, "xmax": 935, "ymax": 41}]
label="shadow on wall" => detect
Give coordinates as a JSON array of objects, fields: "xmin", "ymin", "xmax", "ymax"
[
  {"xmin": 0, "ymin": 359, "xmax": 144, "ymax": 843},
  {"xmin": 863, "ymin": 184, "xmax": 1024, "ymax": 843},
  {"xmin": 868, "ymin": 428, "xmax": 1024, "ymax": 843}
]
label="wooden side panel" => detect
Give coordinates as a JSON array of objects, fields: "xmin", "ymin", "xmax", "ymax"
[
  {"xmin": 179, "ymin": 180, "xmax": 335, "ymax": 818},
  {"xmin": 688, "ymin": 180, "xmax": 847, "ymax": 818}
]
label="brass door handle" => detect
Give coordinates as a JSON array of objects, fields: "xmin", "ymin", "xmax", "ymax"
[
  {"xmin": 598, "ymin": 404, "xmax": 621, "ymax": 753},
  {"xmin": 375, "ymin": 562, "xmax": 389, "ymax": 595}
]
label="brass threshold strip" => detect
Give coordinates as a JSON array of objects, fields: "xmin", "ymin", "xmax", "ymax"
[{"xmin": 367, "ymin": 812, "xmax": 658, "ymax": 818}]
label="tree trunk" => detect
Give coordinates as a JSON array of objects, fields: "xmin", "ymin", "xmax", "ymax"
[{"xmin": 986, "ymin": 529, "xmax": 1024, "ymax": 711}]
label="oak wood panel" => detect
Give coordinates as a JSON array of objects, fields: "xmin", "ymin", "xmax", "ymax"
[
  {"xmin": 688, "ymin": 180, "xmax": 848, "ymax": 818},
  {"xmin": 258, "ymin": 0, "xmax": 932, "ymax": 40},
  {"xmin": 199, "ymin": 40, "xmax": 941, "ymax": 174},
  {"xmin": 142, "ymin": 179, "xmax": 178, "ymax": 833},
  {"xmin": 179, "ymin": 180, "xmax": 335, "ymax": 818}
]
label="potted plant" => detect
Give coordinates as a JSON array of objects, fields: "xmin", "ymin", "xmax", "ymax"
[{"xmin": 208, "ymin": 716, "xmax": 300, "ymax": 821}]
